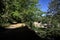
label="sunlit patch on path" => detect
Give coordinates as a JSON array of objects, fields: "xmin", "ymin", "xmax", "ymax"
[{"xmin": 5, "ymin": 23, "xmax": 26, "ymax": 29}]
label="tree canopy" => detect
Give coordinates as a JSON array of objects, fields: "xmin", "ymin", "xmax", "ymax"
[
  {"xmin": 47, "ymin": 0, "xmax": 60, "ymax": 20},
  {"xmin": 0, "ymin": 0, "xmax": 40, "ymax": 27}
]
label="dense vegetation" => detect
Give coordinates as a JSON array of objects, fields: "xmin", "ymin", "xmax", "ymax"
[
  {"xmin": 32, "ymin": 0, "xmax": 60, "ymax": 40},
  {"xmin": 0, "ymin": 0, "xmax": 60, "ymax": 40},
  {"xmin": 0, "ymin": 0, "xmax": 39, "ymax": 27}
]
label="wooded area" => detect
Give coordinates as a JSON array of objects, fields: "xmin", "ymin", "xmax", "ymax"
[{"xmin": 0, "ymin": 0, "xmax": 60, "ymax": 40}]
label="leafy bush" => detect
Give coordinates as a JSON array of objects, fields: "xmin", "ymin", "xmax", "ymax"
[{"xmin": 32, "ymin": 27, "xmax": 60, "ymax": 39}]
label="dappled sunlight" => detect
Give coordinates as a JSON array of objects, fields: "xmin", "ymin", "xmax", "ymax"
[
  {"xmin": 5, "ymin": 23, "xmax": 26, "ymax": 29},
  {"xmin": 0, "ymin": 0, "xmax": 60, "ymax": 40}
]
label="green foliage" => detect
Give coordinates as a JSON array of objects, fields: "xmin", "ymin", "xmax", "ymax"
[
  {"xmin": 47, "ymin": 0, "xmax": 60, "ymax": 22},
  {"xmin": 32, "ymin": 10, "xmax": 46, "ymax": 22},
  {"xmin": 33, "ymin": 27, "xmax": 60, "ymax": 39},
  {"xmin": 46, "ymin": 0, "xmax": 60, "ymax": 28},
  {"xmin": 0, "ymin": 0, "xmax": 39, "ymax": 27}
]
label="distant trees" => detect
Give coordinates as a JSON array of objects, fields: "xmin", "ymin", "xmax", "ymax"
[
  {"xmin": 48, "ymin": 0, "xmax": 60, "ymax": 15},
  {"xmin": 47, "ymin": 0, "xmax": 60, "ymax": 20},
  {"xmin": 47, "ymin": 0, "xmax": 60, "ymax": 27}
]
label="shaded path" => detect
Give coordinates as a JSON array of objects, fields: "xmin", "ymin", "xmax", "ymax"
[{"xmin": 0, "ymin": 26, "xmax": 42, "ymax": 40}]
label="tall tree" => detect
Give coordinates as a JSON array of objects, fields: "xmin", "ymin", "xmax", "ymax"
[
  {"xmin": 47, "ymin": 0, "xmax": 60, "ymax": 17},
  {"xmin": 47, "ymin": 0, "xmax": 60, "ymax": 27}
]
